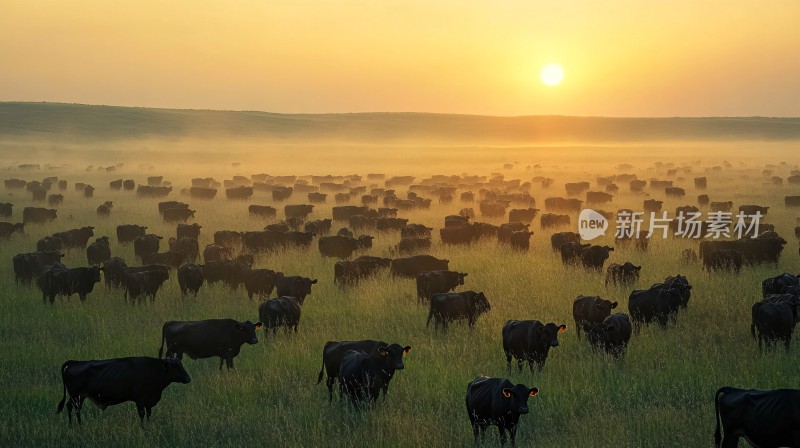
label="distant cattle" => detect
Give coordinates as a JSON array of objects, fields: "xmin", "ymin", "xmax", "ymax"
[
  {"xmin": 202, "ymin": 244, "xmax": 234, "ymax": 263},
  {"xmin": 0, "ymin": 203, "xmax": 12, "ymax": 217},
  {"xmin": 56, "ymin": 356, "xmax": 190, "ymax": 425},
  {"xmin": 52, "ymin": 227, "xmax": 95, "ymax": 250},
  {"xmin": 395, "ymin": 237, "xmax": 431, "ymax": 254},
  {"xmin": 391, "ymin": 255, "xmax": 449, "ymax": 278},
  {"xmin": 573, "ymin": 295, "xmax": 618, "ymax": 340},
  {"xmin": 158, "ymin": 319, "xmax": 262, "ymax": 370},
  {"xmin": 13, "ymin": 251, "xmax": 64, "ymax": 284},
  {"xmin": 509, "ymin": 231, "xmax": 533, "ymax": 251},
  {"xmin": 275, "ymin": 276, "xmax": 317, "ymax": 303},
  {"xmin": 213, "ymin": 230, "xmax": 243, "ymax": 247},
  {"xmin": 508, "ymin": 208, "xmax": 539, "ymax": 223},
  {"xmin": 117, "ymin": 224, "xmax": 147, "ymax": 243},
  {"xmin": 738, "ymin": 204, "xmax": 769, "ymax": 216},
  {"xmin": 244, "ymin": 269, "xmax": 284, "ymax": 299},
  {"xmin": 401, "ymin": 224, "xmax": 433, "ymax": 239},
  {"xmin": 714, "ymin": 387, "xmax": 800, "ymax": 448},
  {"xmin": 544, "ymin": 197, "xmax": 582, "ymax": 212},
  {"xmin": 162, "ymin": 208, "xmax": 195, "ymax": 223},
  {"xmin": 225, "ymin": 186, "xmax": 253, "ymax": 200},
  {"xmin": 628, "ymin": 275, "xmax": 692, "ymax": 330},
  {"xmin": 37, "ymin": 264, "xmax": 103, "ymax": 303},
  {"xmin": 176, "ymin": 223, "xmax": 201, "ymax": 240},
  {"xmin": 134, "ymin": 234, "xmax": 162, "ymax": 260},
  {"xmin": 550, "ymin": 232, "xmax": 580, "ymax": 251},
  {"xmin": 189, "ymin": 187, "xmax": 217, "ymax": 199},
  {"xmin": 427, "ymin": 291, "xmax": 491, "ymax": 331},
  {"xmin": 305, "ymin": 218, "xmax": 332, "ymax": 235},
  {"xmin": 137, "ymin": 185, "xmax": 172, "ymax": 198},
  {"xmin": 86, "ymin": 237, "xmax": 111, "ymax": 266},
  {"xmin": 710, "ymin": 201, "xmax": 733, "ymax": 212},
  {"xmin": 643, "ymin": 199, "xmax": 663, "ymax": 212},
  {"xmin": 605, "ymin": 262, "xmax": 641, "ymax": 286},
  {"xmin": 465, "ymin": 376, "xmax": 538, "ymax": 447},
  {"xmin": 0, "ymin": 222, "xmax": 24, "ymax": 239},
  {"xmin": 123, "ymin": 268, "xmax": 170, "ymax": 302},
  {"xmin": 502, "ymin": 320, "xmax": 567, "ymax": 372},
  {"xmin": 96, "ymin": 201, "xmax": 113, "ymax": 216},
  {"xmin": 416, "ymin": 271, "xmax": 468, "ymax": 303},
  {"xmin": 48, "ymin": 194, "xmax": 64, "ymax": 206},
  {"xmin": 581, "ymin": 245, "xmax": 614, "ymax": 270},
  {"xmin": 584, "ymin": 313, "xmax": 632, "ymax": 358},
  {"xmin": 704, "ymin": 249, "xmax": 744, "ymax": 272},
  {"xmin": 203, "ymin": 260, "xmax": 250, "ymax": 290},
  {"xmin": 177, "ymin": 263, "xmax": 204, "ymax": 296},
  {"xmin": 285, "ymin": 204, "xmax": 314, "ymax": 219},
  {"xmin": 560, "ymin": 242, "xmax": 590, "ymax": 265},
  {"xmin": 259, "ymin": 297, "xmax": 302, "ymax": 335},
  {"xmin": 541, "ymin": 213, "xmax": 570, "ymax": 229},
  {"xmin": 332, "ymin": 206, "xmax": 368, "ymax": 221},
  {"xmin": 565, "ymin": 181, "xmax": 590, "ymax": 196},
  {"xmin": 586, "ymin": 191, "xmax": 613, "ymax": 204},
  {"xmin": 37, "ymin": 236, "xmax": 62, "ymax": 252},
  {"xmin": 316, "ymin": 340, "xmax": 411, "ymax": 403},
  {"xmin": 23, "ymin": 207, "xmax": 57, "ymax": 224},
  {"xmin": 318, "ymin": 235, "xmax": 370, "ymax": 258},
  {"xmin": 334, "ymin": 256, "xmax": 391, "ymax": 285}
]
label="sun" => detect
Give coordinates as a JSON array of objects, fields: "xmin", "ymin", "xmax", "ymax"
[{"xmin": 540, "ymin": 63, "xmax": 564, "ymax": 86}]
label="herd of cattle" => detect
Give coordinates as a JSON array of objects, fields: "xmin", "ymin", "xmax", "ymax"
[{"xmin": 3, "ymin": 167, "xmax": 800, "ymax": 446}]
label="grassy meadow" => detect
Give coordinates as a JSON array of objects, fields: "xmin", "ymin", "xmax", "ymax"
[{"xmin": 1, "ymin": 142, "xmax": 799, "ymax": 447}]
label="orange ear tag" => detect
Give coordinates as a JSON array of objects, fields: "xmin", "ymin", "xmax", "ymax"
[{"xmin": 502, "ymin": 390, "xmax": 511, "ymax": 398}]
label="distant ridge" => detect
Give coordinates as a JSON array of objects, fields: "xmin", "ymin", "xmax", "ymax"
[{"xmin": 1, "ymin": 102, "xmax": 799, "ymax": 143}]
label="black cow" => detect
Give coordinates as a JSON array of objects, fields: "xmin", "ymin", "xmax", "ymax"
[
  {"xmin": 427, "ymin": 291, "xmax": 491, "ymax": 331},
  {"xmin": 761, "ymin": 272, "xmax": 799, "ymax": 297},
  {"xmin": 117, "ymin": 224, "xmax": 147, "ymax": 243},
  {"xmin": 0, "ymin": 222, "xmax": 24, "ymax": 239},
  {"xmin": 333, "ymin": 256, "xmax": 391, "ymax": 285},
  {"xmin": 213, "ymin": 230, "xmax": 244, "ymax": 247},
  {"xmin": 305, "ymin": 218, "xmax": 332, "ymax": 235},
  {"xmin": 318, "ymin": 235, "xmax": 361, "ymax": 258},
  {"xmin": 203, "ymin": 260, "xmax": 250, "ymax": 289},
  {"xmin": 123, "ymin": 268, "xmax": 170, "ymax": 303},
  {"xmin": 401, "ymin": 224, "xmax": 433, "ymax": 238},
  {"xmin": 605, "ymin": 262, "xmax": 641, "ymax": 286},
  {"xmin": 572, "ymin": 295, "xmax": 618, "ymax": 340},
  {"xmin": 550, "ymin": 232, "xmax": 580, "ymax": 251},
  {"xmin": 285, "ymin": 204, "xmax": 314, "ymax": 219},
  {"xmin": 581, "ymin": 245, "xmax": 614, "ymax": 270},
  {"xmin": 225, "ymin": 186, "xmax": 253, "ymax": 200},
  {"xmin": 316, "ymin": 340, "xmax": 411, "ymax": 403},
  {"xmin": 56, "ymin": 356, "xmax": 190, "ymax": 425},
  {"xmin": 337, "ymin": 345, "xmax": 411, "ymax": 407},
  {"xmin": 158, "ymin": 319, "xmax": 262, "ymax": 370},
  {"xmin": 738, "ymin": 204, "xmax": 769, "ymax": 216},
  {"xmin": 275, "ymin": 276, "xmax": 317, "ymax": 303},
  {"xmin": 177, "ymin": 263, "xmax": 204, "ymax": 296},
  {"xmin": 258, "ymin": 296, "xmax": 302, "ymax": 335},
  {"xmin": 628, "ymin": 280, "xmax": 689, "ymax": 330},
  {"xmin": 244, "ymin": 269, "xmax": 284, "ymax": 299},
  {"xmin": 176, "ymin": 223, "xmax": 202, "ymax": 240},
  {"xmin": 332, "ymin": 205, "xmax": 368, "ymax": 221},
  {"xmin": 584, "ymin": 313, "xmax": 632, "ymax": 358},
  {"xmin": 509, "ymin": 231, "xmax": 533, "ymax": 251},
  {"xmin": 249, "ymin": 204, "xmax": 277, "ymax": 218},
  {"xmin": 23, "ymin": 207, "xmax": 57, "ymax": 224},
  {"xmin": 440, "ymin": 223, "xmax": 479, "ymax": 245},
  {"xmin": 52, "ymin": 226, "xmax": 95, "ymax": 250},
  {"xmin": 508, "ymin": 208, "xmax": 539, "ymax": 224},
  {"xmin": 391, "ymin": 255, "xmax": 449, "ymax": 278},
  {"xmin": 37, "ymin": 236, "xmax": 62, "ymax": 252},
  {"xmin": 704, "ymin": 249, "xmax": 744, "ymax": 272},
  {"xmin": 134, "ymin": 234, "xmax": 162, "ymax": 260},
  {"xmin": 168, "ymin": 237, "xmax": 199, "ymax": 262},
  {"xmin": 751, "ymin": 301, "xmax": 797, "ymax": 351},
  {"xmin": 13, "ymin": 250, "xmax": 64, "ymax": 284},
  {"xmin": 560, "ymin": 242, "xmax": 590, "ymax": 265},
  {"xmin": 0, "ymin": 202, "xmax": 12, "ymax": 217},
  {"xmin": 103, "ymin": 257, "xmax": 128, "ymax": 288},
  {"xmin": 86, "ymin": 236, "xmax": 111, "ymax": 266},
  {"xmin": 714, "ymin": 387, "xmax": 800, "ymax": 448},
  {"xmin": 202, "ymin": 244, "xmax": 233, "ymax": 263},
  {"xmin": 37, "ymin": 264, "xmax": 103, "ymax": 303},
  {"xmin": 540, "ymin": 213, "xmax": 570, "ymax": 228},
  {"xmin": 162, "ymin": 208, "xmax": 194, "ymax": 223},
  {"xmin": 465, "ymin": 376, "xmax": 538, "ymax": 447},
  {"xmin": 416, "ymin": 270, "xmax": 468, "ymax": 303},
  {"xmin": 96, "ymin": 201, "xmax": 113, "ymax": 216},
  {"xmin": 141, "ymin": 251, "xmax": 185, "ymax": 268},
  {"xmin": 502, "ymin": 320, "xmax": 566, "ymax": 372}
]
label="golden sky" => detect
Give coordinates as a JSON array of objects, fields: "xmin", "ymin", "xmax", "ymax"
[{"xmin": 1, "ymin": 0, "xmax": 798, "ymax": 116}]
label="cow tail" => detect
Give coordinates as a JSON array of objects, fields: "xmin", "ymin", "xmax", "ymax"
[
  {"xmin": 750, "ymin": 322, "xmax": 756, "ymax": 340},
  {"xmin": 426, "ymin": 306, "xmax": 434, "ymax": 328},
  {"xmin": 158, "ymin": 324, "xmax": 166, "ymax": 358},
  {"xmin": 713, "ymin": 387, "xmax": 727, "ymax": 448},
  {"xmin": 56, "ymin": 365, "xmax": 67, "ymax": 413},
  {"xmin": 316, "ymin": 356, "xmax": 325, "ymax": 384}
]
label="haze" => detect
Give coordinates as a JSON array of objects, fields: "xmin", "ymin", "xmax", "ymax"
[{"xmin": 2, "ymin": 1, "xmax": 799, "ymax": 116}]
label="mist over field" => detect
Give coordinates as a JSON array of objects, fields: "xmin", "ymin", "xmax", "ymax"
[{"xmin": 1, "ymin": 102, "xmax": 800, "ymax": 447}]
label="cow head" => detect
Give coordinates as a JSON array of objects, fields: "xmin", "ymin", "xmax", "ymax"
[
  {"xmin": 377, "ymin": 344, "xmax": 412, "ymax": 371},
  {"xmin": 594, "ymin": 298, "xmax": 618, "ymax": 317},
  {"xmin": 585, "ymin": 322, "xmax": 615, "ymax": 348},
  {"xmin": 162, "ymin": 357, "xmax": 191, "ymax": 384},
  {"xmin": 501, "ymin": 383, "xmax": 538, "ymax": 415},
  {"xmin": 471, "ymin": 292, "xmax": 491, "ymax": 315},
  {"xmin": 538, "ymin": 323, "xmax": 567, "ymax": 347},
  {"xmin": 234, "ymin": 320, "xmax": 263, "ymax": 345}
]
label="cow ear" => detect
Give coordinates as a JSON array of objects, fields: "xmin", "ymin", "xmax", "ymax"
[
  {"xmin": 378, "ymin": 346, "xmax": 389, "ymax": 356},
  {"xmin": 311, "ymin": 279, "xmax": 318, "ymax": 284},
  {"xmin": 558, "ymin": 325, "xmax": 567, "ymax": 333},
  {"xmin": 611, "ymin": 301, "xmax": 618, "ymax": 309},
  {"xmin": 403, "ymin": 346, "xmax": 411, "ymax": 355},
  {"xmin": 529, "ymin": 388, "xmax": 539, "ymax": 397},
  {"xmin": 255, "ymin": 322, "xmax": 263, "ymax": 330},
  {"xmin": 502, "ymin": 388, "xmax": 512, "ymax": 398}
]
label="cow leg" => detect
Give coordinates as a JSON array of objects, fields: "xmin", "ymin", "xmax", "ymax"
[
  {"xmin": 479, "ymin": 425, "xmax": 486, "ymax": 442},
  {"xmin": 517, "ymin": 359, "xmax": 523, "ymax": 372},
  {"xmin": 505, "ymin": 353, "xmax": 512, "ymax": 373},
  {"xmin": 226, "ymin": 357, "xmax": 234, "ymax": 370},
  {"xmin": 146, "ymin": 407, "xmax": 152, "ymax": 422},
  {"xmin": 497, "ymin": 424, "xmax": 508, "ymax": 447},
  {"xmin": 66, "ymin": 396, "xmax": 75, "ymax": 425},
  {"xmin": 136, "ymin": 403, "xmax": 146, "ymax": 425},
  {"xmin": 219, "ymin": 357, "xmax": 224, "ymax": 370},
  {"xmin": 720, "ymin": 433, "xmax": 739, "ymax": 448},
  {"xmin": 575, "ymin": 321, "xmax": 581, "ymax": 340},
  {"xmin": 509, "ymin": 425, "xmax": 518, "ymax": 447},
  {"xmin": 785, "ymin": 335, "xmax": 792, "ymax": 352},
  {"xmin": 75, "ymin": 397, "xmax": 84, "ymax": 425},
  {"xmin": 326, "ymin": 377, "xmax": 335, "ymax": 403},
  {"xmin": 79, "ymin": 293, "xmax": 87, "ymax": 302}
]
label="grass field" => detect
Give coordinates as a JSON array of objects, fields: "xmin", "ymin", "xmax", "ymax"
[{"xmin": 1, "ymin": 142, "xmax": 799, "ymax": 447}]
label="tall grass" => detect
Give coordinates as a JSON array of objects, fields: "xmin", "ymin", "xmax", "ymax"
[{"xmin": 0, "ymin": 148, "xmax": 798, "ymax": 447}]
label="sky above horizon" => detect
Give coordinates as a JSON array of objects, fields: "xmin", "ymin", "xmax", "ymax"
[{"xmin": 1, "ymin": 1, "xmax": 799, "ymax": 117}]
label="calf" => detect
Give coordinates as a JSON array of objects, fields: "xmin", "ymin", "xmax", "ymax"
[
  {"xmin": 177, "ymin": 263, "xmax": 204, "ymax": 296},
  {"xmin": 465, "ymin": 376, "xmax": 538, "ymax": 447},
  {"xmin": 714, "ymin": 387, "xmax": 800, "ymax": 448},
  {"xmin": 502, "ymin": 320, "xmax": 567, "ymax": 372},
  {"xmin": 584, "ymin": 313, "xmax": 632, "ymax": 358},
  {"xmin": 56, "ymin": 356, "xmax": 190, "ymax": 425},
  {"xmin": 158, "ymin": 319, "xmax": 262, "ymax": 370}
]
